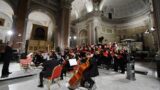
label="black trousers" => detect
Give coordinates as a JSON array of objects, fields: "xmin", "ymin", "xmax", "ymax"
[
  {"xmin": 39, "ymin": 71, "xmax": 50, "ymax": 85},
  {"xmin": 114, "ymin": 60, "xmax": 118, "ymax": 72},
  {"xmin": 80, "ymin": 77, "xmax": 95, "ymax": 88},
  {"xmin": 2, "ymin": 61, "xmax": 10, "ymax": 76},
  {"xmin": 60, "ymin": 68, "xmax": 66, "ymax": 79}
]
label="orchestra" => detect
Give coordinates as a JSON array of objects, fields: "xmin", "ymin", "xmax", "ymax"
[{"xmin": 29, "ymin": 42, "xmax": 128, "ymax": 89}]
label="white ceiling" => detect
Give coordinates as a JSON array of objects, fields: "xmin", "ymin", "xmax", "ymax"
[
  {"xmin": 28, "ymin": 11, "xmax": 52, "ymax": 26},
  {"xmin": 71, "ymin": 0, "xmax": 149, "ymax": 20},
  {"xmin": 71, "ymin": 0, "xmax": 93, "ymax": 20}
]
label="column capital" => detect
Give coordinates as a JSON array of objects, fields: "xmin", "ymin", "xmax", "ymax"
[
  {"xmin": 62, "ymin": 0, "xmax": 74, "ymax": 9},
  {"xmin": 92, "ymin": 0, "xmax": 102, "ymax": 11}
]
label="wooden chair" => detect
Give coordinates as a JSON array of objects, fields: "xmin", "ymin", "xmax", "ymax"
[{"xmin": 46, "ymin": 65, "xmax": 63, "ymax": 90}]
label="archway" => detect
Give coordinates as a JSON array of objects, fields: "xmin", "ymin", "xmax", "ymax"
[
  {"xmin": 26, "ymin": 10, "xmax": 56, "ymax": 52},
  {"xmin": 79, "ymin": 30, "xmax": 88, "ymax": 46},
  {"xmin": 0, "ymin": 0, "xmax": 14, "ymax": 43}
]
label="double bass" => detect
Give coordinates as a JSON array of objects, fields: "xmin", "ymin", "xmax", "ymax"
[{"xmin": 68, "ymin": 57, "xmax": 90, "ymax": 89}]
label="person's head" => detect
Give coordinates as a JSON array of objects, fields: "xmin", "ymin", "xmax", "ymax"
[{"xmin": 86, "ymin": 52, "xmax": 93, "ymax": 58}]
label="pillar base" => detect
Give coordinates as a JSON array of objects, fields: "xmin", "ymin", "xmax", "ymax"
[{"xmin": 155, "ymin": 50, "xmax": 160, "ymax": 78}]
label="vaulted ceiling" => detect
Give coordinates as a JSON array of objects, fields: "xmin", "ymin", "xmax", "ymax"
[
  {"xmin": 0, "ymin": 0, "xmax": 14, "ymax": 19},
  {"xmin": 71, "ymin": 0, "xmax": 150, "ymax": 20}
]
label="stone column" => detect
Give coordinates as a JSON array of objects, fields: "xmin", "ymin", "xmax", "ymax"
[
  {"xmin": 90, "ymin": 11, "xmax": 101, "ymax": 45},
  {"xmin": 12, "ymin": 0, "xmax": 29, "ymax": 49},
  {"xmin": 11, "ymin": 15, "xmax": 17, "ymax": 40},
  {"xmin": 59, "ymin": 0, "xmax": 73, "ymax": 50},
  {"xmin": 152, "ymin": 0, "xmax": 160, "ymax": 50},
  {"xmin": 152, "ymin": 0, "xmax": 160, "ymax": 78},
  {"xmin": 90, "ymin": 21, "xmax": 95, "ymax": 45}
]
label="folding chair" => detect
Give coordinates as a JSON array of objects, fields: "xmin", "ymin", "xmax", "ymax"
[{"xmin": 19, "ymin": 56, "xmax": 33, "ymax": 70}]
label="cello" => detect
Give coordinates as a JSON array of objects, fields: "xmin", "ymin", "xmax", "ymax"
[{"xmin": 68, "ymin": 57, "xmax": 90, "ymax": 89}]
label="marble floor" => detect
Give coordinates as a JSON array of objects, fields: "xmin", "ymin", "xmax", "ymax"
[{"xmin": 0, "ymin": 61, "xmax": 160, "ymax": 90}]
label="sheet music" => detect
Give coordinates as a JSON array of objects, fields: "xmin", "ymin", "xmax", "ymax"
[{"xmin": 69, "ymin": 59, "xmax": 77, "ymax": 66}]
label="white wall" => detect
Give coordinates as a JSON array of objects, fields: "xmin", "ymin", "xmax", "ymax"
[
  {"xmin": 0, "ymin": 0, "xmax": 13, "ymax": 43},
  {"xmin": 0, "ymin": 12, "xmax": 13, "ymax": 43},
  {"xmin": 75, "ymin": 17, "xmax": 118, "ymax": 45}
]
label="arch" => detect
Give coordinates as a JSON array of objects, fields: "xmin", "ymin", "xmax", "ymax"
[
  {"xmin": 79, "ymin": 30, "xmax": 88, "ymax": 45},
  {"xmin": 0, "ymin": 0, "xmax": 14, "ymax": 19},
  {"xmin": 0, "ymin": 0, "xmax": 14, "ymax": 43},
  {"xmin": 27, "ymin": 5, "xmax": 56, "ymax": 25},
  {"xmin": 25, "ymin": 7, "xmax": 56, "ymax": 42}
]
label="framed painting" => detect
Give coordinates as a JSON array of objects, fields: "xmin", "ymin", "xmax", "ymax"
[{"xmin": 31, "ymin": 24, "xmax": 48, "ymax": 40}]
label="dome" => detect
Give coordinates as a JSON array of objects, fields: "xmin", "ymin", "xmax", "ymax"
[{"xmin": 71, "ymin": 0, "xmax": 150, "ymax": 20}]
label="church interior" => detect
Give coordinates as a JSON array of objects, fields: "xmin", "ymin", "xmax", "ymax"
[{"xmin": 0, "ymin": 0, "xmax": 160, "ymax": 90}]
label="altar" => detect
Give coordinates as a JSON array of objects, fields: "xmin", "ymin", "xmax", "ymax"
[{"xmin": 27, "ymin": 40, "xmax": 53, "ymax": 53}]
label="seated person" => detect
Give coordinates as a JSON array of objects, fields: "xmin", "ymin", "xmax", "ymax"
[
  {"xmin": 33, "ymin": 51, "xmax": 44, "ymax": 67},
  {"xmin": 38, "ymin": 58, "xmax": 59, "ymax": 88},
  {"xmin": 68, "ymin": 53, "xmax": 99, "ymax": 90}
]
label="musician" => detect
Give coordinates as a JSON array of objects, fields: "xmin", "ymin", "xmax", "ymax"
[
  {"xmin": 80, "ymin": 53, "xmax": 99, "ymax": 89},
  {"xmin": 113, "ymin": 50, "xmax": 119, "ymax": 72},
  {"xmin": 114, "ymin": 50, "xmax": 125, "ymax": 73},
  {"xmin": 33, "ymin": 51, "xmax": 44, "ymax": 67},
  {"xmin": 60, "ymin": 58, "xmax": 67, "ymax": 80},
  {"xmin": 103, "ymin": 49, "xmax": 112, "ymax": 70},
  {"xmin": 37, "ymin": 58, "xmax": 59, "ymax": 88}
]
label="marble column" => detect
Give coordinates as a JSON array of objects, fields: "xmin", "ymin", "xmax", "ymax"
[{"xmin": 12, "ymin": 0, "xmax": 29, "ymax": 49}]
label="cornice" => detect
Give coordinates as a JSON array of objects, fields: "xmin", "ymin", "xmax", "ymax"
[
  {"xmin": 72, "ymin": 11, "xmax": 102, "ymax": 24},
  {"xmin": 31, "ymin": 0, "xmax": 59, "ymax": 12},
  {"xmin": 72, "ymin": 7, "xmax": 150, "ymax": 25},
  {"xmin": 101, "ymin": 7, "xmax": 150, "ymax": 24}
]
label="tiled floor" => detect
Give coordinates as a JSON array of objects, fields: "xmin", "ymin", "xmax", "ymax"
[
  {"xmin": 0, "ymin": 61, "xmax": 160, "ymax": 90},
  {"xmin": 0, "ymin": 62, "xmax": 21, "ymax": 76}
]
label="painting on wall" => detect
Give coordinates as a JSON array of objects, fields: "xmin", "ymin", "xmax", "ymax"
[
  {"xmin": 0, "ymin": 18, "xmax": 5, "ymax": 26},
  {"xmin": 31, "ymin": 24, "xmax": 48, "ymax": 40}
]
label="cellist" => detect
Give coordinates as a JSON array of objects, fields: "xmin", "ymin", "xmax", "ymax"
[
  {"xmin": 81, "ymin": 52, "xmax": 99, "ymax": 89},
  {"xmin": 68, "ymin": 52, "xmax": 99, "ymax": 90}
]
